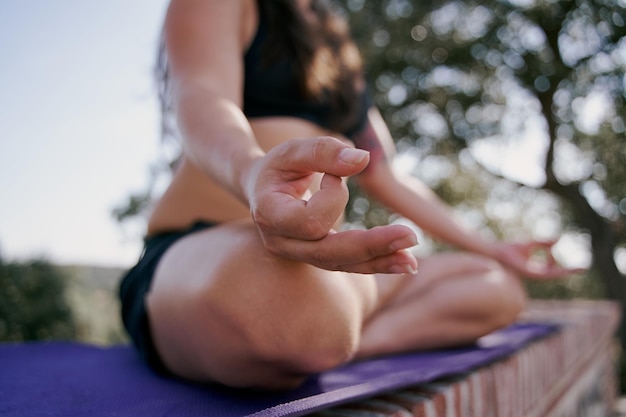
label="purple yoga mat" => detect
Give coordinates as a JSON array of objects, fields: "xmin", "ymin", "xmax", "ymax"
[{"xmin": 0, "ymin": 323, "xmax": 557, "ymax": 417}]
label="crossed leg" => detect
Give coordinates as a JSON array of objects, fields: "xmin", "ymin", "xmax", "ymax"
[
  {"xmin": 146, "ymin": 221, "xmax": 526, "ymax": 389},
  {"xmin": 358, "ymin": 253, "xmax": 527, "ymax": 359},
  {"xmin": 146, "ymin": 220, "xmax": 379, "ymax": 389}
]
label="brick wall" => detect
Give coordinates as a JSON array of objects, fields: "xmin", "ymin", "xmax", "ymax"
[{"xmin": 311, "ymin": 300, "xmax": 620, "ymax": 417}]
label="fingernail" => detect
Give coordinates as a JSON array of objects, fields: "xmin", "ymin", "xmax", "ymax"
[
  {"xmin": 390, "ymin": 264, "xmax": 418, "ymax": 275},
  {"xmin": 389, "ymin": 234, "xmax": 418, "ymax": 251},
  {"xmin": 339, "ymin": 148, "xmax": 369, "ymax": 164}
]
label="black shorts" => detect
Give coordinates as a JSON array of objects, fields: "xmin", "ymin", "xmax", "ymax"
[{"xmin": 119, "ymin": 221, "xmax": 216, "ymax": 374}]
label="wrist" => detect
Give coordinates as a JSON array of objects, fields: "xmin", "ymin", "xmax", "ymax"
[
  {"xmin": 236, "ymin": 147, "xmax": 265, "ymax": 207},
  {"xmin": 486, "ymin": 242, "xmax": 513, "ymax": 267},
  {"xmin": 475, "ymin": 239, "xmax": 503, "ymax": 262}
]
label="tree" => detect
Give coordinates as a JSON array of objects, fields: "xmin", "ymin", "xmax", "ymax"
[
  {"xmin": 0, "ymin": 257, "xmax": 76, "ymax": 342},
  {"xmin": 337, "ymin": 0, "xmax": 625, "ymax": 345}
]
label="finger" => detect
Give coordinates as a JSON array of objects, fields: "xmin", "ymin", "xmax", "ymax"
[
  {"xmin": 523, "ymin": 265, "xmax": 586, "ymax": 279},
  {"xmin": 526, "ymin": 240, "xmax": 558, "ymax": 255},
  {"xmin": 258, "ymin": 174, "xmax": 348, "ymax": 241},
  {"xmin": 266, "ymin": 225, "xmax": 418, "ymax": 272},
  {"xmin": 340, "ymin": 249, "xmax": 419, "ymax": 274},
  {"xmin": 269, "ymin": 137, "xmax": 370, "ymax": 178},
  {"xmin": 527, "ymin": 240, "xmax": 560, "ymax": 270}
]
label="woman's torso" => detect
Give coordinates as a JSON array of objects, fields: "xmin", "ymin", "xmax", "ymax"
[{"xmin": 147, "ymin": 118, "xmax": 344, "ymax": 235}]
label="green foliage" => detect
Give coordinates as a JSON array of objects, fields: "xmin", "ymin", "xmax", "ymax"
[
  {"xmin": 339, "ymin": 0, "xmax": 625, "ymax": 195},
  {"xmin": 112, "ymin": 191, "xmax": 152, "ymax": 224},
  {"xmin": 0, "ymin": 257, "xmax": 76, "ymax": 342}
]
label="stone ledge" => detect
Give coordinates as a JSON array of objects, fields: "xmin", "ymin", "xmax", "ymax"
[{"xmin": 310, "ymin": 300, "xmax": 621, "ymax": 417}]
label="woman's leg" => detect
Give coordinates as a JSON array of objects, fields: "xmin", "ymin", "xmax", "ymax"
[
  {"xmin": 146, "ymin": 220, "xmax": 378, "ymax": 389},
  {"xmin": 357, "ymin": 253, "xmax": 527, "ymax": 359}
]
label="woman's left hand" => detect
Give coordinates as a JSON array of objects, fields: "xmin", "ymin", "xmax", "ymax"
[{"xmin": 492, "ymin": 240, "xmax": 586, "ymax": 279}]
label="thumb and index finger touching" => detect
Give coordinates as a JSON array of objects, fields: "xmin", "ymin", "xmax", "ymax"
[
  {"xmin": 502, "ymin": 240, "xmax": 587, "ymax": 279},
  {"xmin": 252, "ymin": 137, "xmax": 371, "ymax": 240}
]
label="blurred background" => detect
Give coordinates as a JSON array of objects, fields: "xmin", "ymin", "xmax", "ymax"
[
  {"xmin": 0, "ymin": 0, "xmax": 624, "ymax": 390},
  {"xmin": 0, "ymin": 0, "xmax": 169, "ymax": 267},
  {"xmin": 0, "ymin": 0, "xmax": 169, "ymax": 344}
]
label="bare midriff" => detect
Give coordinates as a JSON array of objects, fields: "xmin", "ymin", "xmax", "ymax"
[{"xmin": 147, "ymin": 117, "xmax": 348, "ymax": 236}]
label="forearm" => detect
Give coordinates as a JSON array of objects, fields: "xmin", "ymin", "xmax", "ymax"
[
  {"xmin": 175, "ymin": 84, "xmax": 263, "ymax": 205},
  {"xmin": 353, "ymin": 109, "xmax": 496, "ymax": 257},
  {"xmin": 163, "ymin": 0, "xmax": 264, "ymax": 206},
  {"xmin": 369, "ymin": 168, "xmax": 498, "ymax": 258}
]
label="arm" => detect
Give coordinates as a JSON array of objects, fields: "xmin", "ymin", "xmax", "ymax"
[
  {"xmin": 164, "ymin": 0, "xmax": 261, "ymax": 203},
  {"xmin": 354, "ymin": 108, "xmax": 581, "ymax": 278},
  {"xmin": 353, "ymin": 108, "xmax": 496, "ymax": 257},
  {"xmin": 163, "ymin": 0, "xmax": 418, "ymax": 274}
]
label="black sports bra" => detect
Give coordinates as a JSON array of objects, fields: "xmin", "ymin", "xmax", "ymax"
[{"xmin": 242, "ymin": 7, "xmax": 370, "ymax": 139}]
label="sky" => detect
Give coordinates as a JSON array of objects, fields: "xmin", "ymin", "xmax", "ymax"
[{"xmin": 0, "ymin": 0, "xmax": 170, "ymax": 267}]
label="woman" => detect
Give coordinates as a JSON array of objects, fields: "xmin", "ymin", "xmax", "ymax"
[{"xmin": 120, "ymin": 0, "xmax": 577, "ymax": 390}]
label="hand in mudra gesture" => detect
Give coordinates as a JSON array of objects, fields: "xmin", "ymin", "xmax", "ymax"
[
  {"xmin": 493, "ymin": 240, "xmax": 586, "ymax": 279},
  {"xmin": 245, "ymin": 136, "xmax": 418, "ymax": 274}
]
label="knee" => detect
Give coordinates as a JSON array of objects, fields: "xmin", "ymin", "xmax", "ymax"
[
  {"xmin": 202, "ymin": 265, "xmax": 365, "ymax": 385},
  {"xmin": 477, "ymin": 260, "xmax": 527, "ymax": 329},
  {"xmin": 246, "ymin": 288, "xmax": 361, "ymax": 376},
  {"xmin": 256, "ymin": 323, "xmax": 358, "ymax": 376}
]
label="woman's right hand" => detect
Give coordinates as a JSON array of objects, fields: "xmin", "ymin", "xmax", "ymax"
[{"xmin": 243, "ymin": 136, "xmax": 418, "ymax": 274}]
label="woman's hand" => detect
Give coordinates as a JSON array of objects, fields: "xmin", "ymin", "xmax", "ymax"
[
  {"xmin": 492, "ymin": 240, "xmax": 586, "ymax": 279},
  {"xmin": 244, "ymin": 136, "xmax": 418, "ymax": 274}
]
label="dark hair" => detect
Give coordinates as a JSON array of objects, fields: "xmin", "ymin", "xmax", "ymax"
[{"xmin": 156, "ymin": 0, "xmax": 364, "ymax": 140}]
